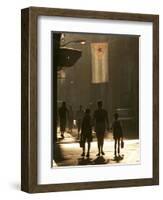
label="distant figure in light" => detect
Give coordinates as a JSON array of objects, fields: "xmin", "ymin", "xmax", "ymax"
[
  {"xmin": 93, "ymin": 101, "xmax": 109, "ymax": 156},
  {"xmin": 58, "ymin": 102, "xmax": 68, "ymax": 139},
  {"xmin": 80, "ymin": 109, "xmax": 92, "ymax": 158},
  {"xmin": 76, "ymin": 105, "xmax": 84, "ymax": 139},
  {"xmin": 112, "ymin": 113, "xmax": 123, "ymax": 157}
]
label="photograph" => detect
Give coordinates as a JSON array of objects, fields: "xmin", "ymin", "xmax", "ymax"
[
  {"xmin": 52, "ymin": 32, "xmax": 140, "ymax": 167},
  {"xmin": 21, "ymin": 7, "xmax": 159, "ymax": 193}
]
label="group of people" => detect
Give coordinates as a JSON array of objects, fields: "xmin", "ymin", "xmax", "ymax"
[{"xmin": 58, "ymin": 101, "xmax": 123, "ymax": 158}]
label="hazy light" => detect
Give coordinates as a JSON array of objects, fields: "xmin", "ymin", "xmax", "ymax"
[{"xmin": 80, "ymin": 41, "xmax": 86, "ymax": 45}]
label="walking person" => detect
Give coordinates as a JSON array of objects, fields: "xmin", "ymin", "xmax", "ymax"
[
  {"xmin": 58, "ymin": 101, "xmax": 69, "ymax": 139},
  {"xmin": 112, "ymin": 113, "xmax": 123, "ymax": 157},
  {"xmin": 93, "ymin": 101, "xmax": 109, "ymax": 156},
  {"xmin": 76, "ymin": 105, "xmax": 84, "ymax": 139},
  {"xmin": 80, "ymin": 109, "xmax": 92, "ymax": 158}
]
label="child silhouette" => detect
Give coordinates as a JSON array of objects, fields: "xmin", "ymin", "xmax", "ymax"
[{"xmin": 112, "ymin": 113, "xmax": 123, "ymax": 157}]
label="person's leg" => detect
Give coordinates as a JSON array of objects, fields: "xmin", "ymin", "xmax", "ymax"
[
  {"xmin": 98, "ymin": 134, "xmax": 102, "ymax": 154},
  {"xmin": 61, "ymin": 128, "xmax": 65, "ymax": 138},
  {"xmin": 96, "ymin": 134, "xmax": 101, "ymax": 156},
  {"xmin": 60, "ymin": 120, "xmax": 66, "ymax": 138},
  {"xmin": 60, "ymin": 122, "xmax": 63, "ymax": 137},
  {"xmin": 86, "ymin": 142, "xmax": 90, "ymax": 157},
  {"xmin": 118, "ymin": 139, "xmax": 120, "ymax": 156},
  {"xmin": 101, "ymin": 134, "xmax": 105, "ymax": 155},
  {"xmin": 81, "ymin": 142, "xmax": 85, "ymax": 156},
  {"xmin": 60, "ymin": 127, "xmax": 64, "ymax": 138},
  {"xmin": 114, "ymin": 139, "xmax": 117, "ymax": 156},
  {"xmin": 98, "ymin": 142, "xmax": 100, "ymax": 156}
]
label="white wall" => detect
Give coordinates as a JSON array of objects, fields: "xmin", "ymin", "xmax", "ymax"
[{"xmin": 0, "ymin": 0, "xmax": 162, "ymax": 199}]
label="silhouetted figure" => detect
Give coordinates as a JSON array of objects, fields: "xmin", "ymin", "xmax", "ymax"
[
  {"xmin": 93, "ymin": 101, "xmax": 109, "ymax": 156},
  {"xmin": 112, "ymin": 113, "xmax": 123, "ymax": 157},
  {"xmin": 68, "ymin": 105, "xmax": 74, "ymax": 134},
  {"xmin": 76, "ymin": 105, "xmax": 84, "ymax": 139},
  {"xmin": 81, "ymin": 109, "xmax": 92, "ymax": 158},
  {"xmin": 58, "ymin": 102, "xmax": 68, "ymax": 139}
]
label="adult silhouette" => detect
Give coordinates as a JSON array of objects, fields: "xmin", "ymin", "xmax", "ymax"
[{"xmin": 93, "ymin": 101, "xmax": 109, "ymax": 156}]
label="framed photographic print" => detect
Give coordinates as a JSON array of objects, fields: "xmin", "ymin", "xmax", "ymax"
[{"xmin": 21, "ymin": 7, "xmax": 159, "ymax": 193}]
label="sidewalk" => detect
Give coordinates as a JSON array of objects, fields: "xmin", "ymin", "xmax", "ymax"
[{"xmin": 53, "ymin": 131, "xmax": 140, "ymax": 167}]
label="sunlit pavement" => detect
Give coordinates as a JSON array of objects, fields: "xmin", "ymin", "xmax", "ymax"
[{"xmin": 53, "ymin": 132, "xmax": 140, "ymax": 167}]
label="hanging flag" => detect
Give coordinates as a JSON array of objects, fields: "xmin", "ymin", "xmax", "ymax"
[{"xmin": 91, "ymin": 43, "xmax": 109, "ymax": 83}]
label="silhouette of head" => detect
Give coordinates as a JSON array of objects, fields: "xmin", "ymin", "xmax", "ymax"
[
  {"xmin": 97, "ymin": 101, "xmax": 103, "ymax": 109},
  {"xmin": 114, "ymin": 113, "xmax": 119, "ymax": 120}
]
